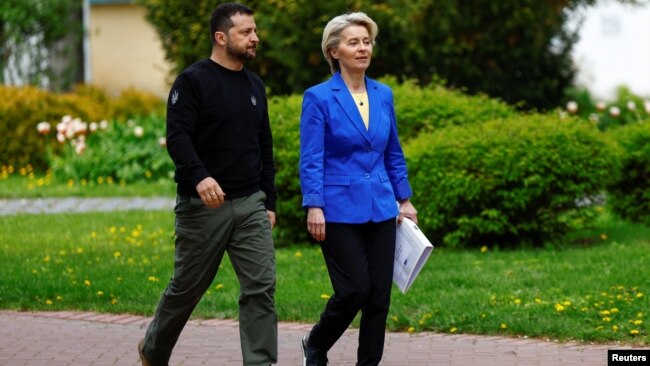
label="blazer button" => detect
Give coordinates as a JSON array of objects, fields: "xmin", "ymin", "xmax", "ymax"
[{"xmin": 365, "ymin": 173, "xmax": 370, "ymax": 179}]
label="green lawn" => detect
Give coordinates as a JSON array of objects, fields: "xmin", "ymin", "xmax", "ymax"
[{"xmin": 1, "ymin": 209, "xmax": 648, "ymax": 345}]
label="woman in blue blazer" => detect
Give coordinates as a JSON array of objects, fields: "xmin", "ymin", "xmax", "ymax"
[{"xmin": 299, "ymin": 11, "xmax": 418, "ymax": 366}]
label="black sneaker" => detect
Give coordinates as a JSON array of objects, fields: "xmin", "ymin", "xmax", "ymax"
[{"xmin": 301, "ymin": 333, "xmax": 328, "ymax": 366}]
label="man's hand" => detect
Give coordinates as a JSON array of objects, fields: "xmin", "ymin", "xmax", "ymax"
[
  {"xmin": 196, "ymin": 177, "xmax": 226, "ymax": 208},
  {"xmin": 267, "ymin": 210, "xmax": 276, "ymax": 229}
]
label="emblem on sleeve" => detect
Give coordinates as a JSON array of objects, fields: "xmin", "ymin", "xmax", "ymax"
[
  {"xmin": 251, "ymin": 95, "xmax": 257, "ymax": 106},
  {"xmin": 171, "ymin": 90, "xmax": 179, "ymax": 105}
]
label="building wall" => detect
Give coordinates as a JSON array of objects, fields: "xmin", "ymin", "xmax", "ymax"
[{"xmin": 89, "ymin": 3, "xmax": 172, "ymax": 98}]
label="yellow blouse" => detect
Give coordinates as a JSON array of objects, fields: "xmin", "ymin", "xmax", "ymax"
[{"xmin": 351, "ymin": 91, "xmax": 369, "ymax": 130}]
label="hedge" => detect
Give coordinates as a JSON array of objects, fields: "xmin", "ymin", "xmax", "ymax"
[
  {"xmin": 608, "ymin": 121, "xmax": 650, "ymax": 225},
  {"xmin": 403, "ymin": 115, "xmax": 619, "ymax": 249}
]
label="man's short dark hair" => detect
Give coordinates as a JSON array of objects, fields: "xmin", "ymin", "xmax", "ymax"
[{"xmin": 210, "ymin": 3, "xmax": 254, "ymax": 42}]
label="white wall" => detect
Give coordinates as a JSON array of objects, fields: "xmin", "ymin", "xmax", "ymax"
[{"xmin": 572, "ymin": 1, "xmax": 650, "ymax": 100}]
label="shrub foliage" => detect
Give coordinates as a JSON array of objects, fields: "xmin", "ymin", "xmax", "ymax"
[
  {"xmin": 404, "ymin": 115, "xmax": 619, "ymax": 248},
  {"xmin": 608, "ymin": 121, "xmax": 650, "ymax": 225}
]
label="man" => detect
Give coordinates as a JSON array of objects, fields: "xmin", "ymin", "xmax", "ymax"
[{"xmin": 138, "ymin": 3, "xmax": 277, "ymax": 365}]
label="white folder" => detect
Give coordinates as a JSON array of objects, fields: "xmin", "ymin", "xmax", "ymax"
[{"xmin": 393, "ymin": 217, "xmax": 434, "ymax": 293}]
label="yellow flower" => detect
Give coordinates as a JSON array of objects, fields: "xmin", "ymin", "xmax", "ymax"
[
  {"xmin": 500, "ymin": 323, "xmax": 507, "ymax": 329},
  {"xmin": 554, "ymin": 304, "xmax": 565, "ymax": 312},
  {"xmin": 320, "ymin": 294, "xmax": 331, "ymax": 300},
  {"xmin": 629, "ymin": 329, "xmax": 639, "ymax": 335},
  {"xmin": 636, "ymin": 292, "xmax": 644, "ymax": 298},
  {"xmin": 610, "ymin": 308, "xmax": 619, "ymax": 314},
  {"xmin": 450, "ymin": 327, "xmax": 457, "ymax": 333},
  {"xmin": 602, "ymin": 317, "xmax": 611, "ymax": 322},
  {"xmin": 408, "ymin": 327, "xmax": 415, "ymax": 334},
  {"xmin": 43, "ymin": 255, "xmax": 50, "ymax": 262},
  {"xmin": 148, "ymin": 276, "xmax": 160, "ymax": 282},
  {"xmin": 600, "ymin": 310, "xmax": 611, "ymax": 316},
  {"xmin": 562, "ymin": 301, "xmax": 572, "ymax": 307},
  {"xmin": 111, "ymin": 298, "xmax": 118, "ymax": 305},
  {"xmin": 612, "ymin": 325, "xmax": 619, "ymax": 332},
  {"xmin": 294, "ymin": 251, "xmax": 303, "ymax": 257},
  {"xmin": 97, "ymin": 291, "xmax": 104, "ymax": 296},
  {"xmin": 84, "ymin": 280, "xmax": 91, "ymax": 286},
  {"xmin": 534, "ymin": 298, "xmax": 543, "ymax": 304},
  {"xmin": 480, "ymin": 246, "xmax": 488, "ymax": 253},
  {"xmin": 633, "ymin": 320, "xmax": 643, "ymax": 325},
  {"xmin": 215, "ymin": 284, "xmax": 224, "ymax": 290},
  {"xmin": 600, "ymin": 233, "xmax": 608, "ymax": 241},
  {"xmin": 514, "ymin": 299, "xmax": 521, "ymax": 305},
  {"xmin": 56, "ymin": 296, "xmax": 63, "ymax": 301},
  {"xmin": 113, "ymin": 251, "xmax": 122, "ymax": 258},
  {"xmin": 45, "ymin": 299, "xmax": 53, "ymax": 305}
]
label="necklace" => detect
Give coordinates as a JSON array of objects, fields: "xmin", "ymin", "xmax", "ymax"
[{"xmin": 352, "ymin": 92, "xmax": 367, "ymax": 106}]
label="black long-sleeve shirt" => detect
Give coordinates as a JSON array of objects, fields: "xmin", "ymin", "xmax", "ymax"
[{"xmin": 166, "ymin": 59, "xmax": 276, "ymax": 211}]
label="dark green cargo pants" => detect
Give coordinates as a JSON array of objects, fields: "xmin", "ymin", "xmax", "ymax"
[{"xmin": 141, "ymin": 190, "xmax": 277, "ymax": 365}]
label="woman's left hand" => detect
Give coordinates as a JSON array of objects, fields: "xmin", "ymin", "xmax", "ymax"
[{"xmin": 397, "ymin": 199, "xmax": 418, "ymax": 224}]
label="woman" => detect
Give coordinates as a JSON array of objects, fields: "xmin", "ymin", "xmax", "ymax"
[{"xmin": 299, "ymin": 12, "xmax": 418, "ymax": 366}]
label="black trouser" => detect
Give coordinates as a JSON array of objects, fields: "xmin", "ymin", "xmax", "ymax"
[{"xmin": 309, "ymin": 219, "xmax": 396, "ymax": 366}]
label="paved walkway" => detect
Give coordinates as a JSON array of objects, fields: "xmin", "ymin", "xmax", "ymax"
[
  {"xmin": 1, "ymin": 198, "xmax": 647, "ymax": 365},
  {"xmin": 0, "ymin": 310, "xmax": 624, "ymax": 366}
]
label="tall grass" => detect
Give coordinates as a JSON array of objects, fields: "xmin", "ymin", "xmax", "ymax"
[{"xmin": 0, "ymin": 210, "xmax": 648, "ymax": 345}]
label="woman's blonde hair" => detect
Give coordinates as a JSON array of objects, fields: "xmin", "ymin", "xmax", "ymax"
[{"xmin": 321, "ymin": 12, "xmax": 378, "ymax": 74}]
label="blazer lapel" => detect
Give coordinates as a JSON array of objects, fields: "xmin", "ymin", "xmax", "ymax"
[
  {"xmin": 366, "ymin": 77, "xmax": 381, "ymax": 143},
  {"xmin": 331, "ymin": 73, "xmax": 370, "ymax": 142}
]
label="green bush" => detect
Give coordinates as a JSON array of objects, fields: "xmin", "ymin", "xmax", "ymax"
[
  {"xmin": 404, "ymin": 115, "xmax": 619, "ymax": 249},
  {"xmin": 0, "ymin": 85, "xmax": 165, "ymax": 171},
  {"xmin": 608, "ymin": 121, "xmax": 650, "ymax": 225},
  {"xmin": 386, "ymin": 77, "xmax": 518, "ymax": 141},
  {"xmin": 46, "ymin": 115, "xmax": 173, "ymax": 184}
]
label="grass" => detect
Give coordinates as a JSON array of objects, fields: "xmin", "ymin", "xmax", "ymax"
[
  {"xmin": 1, "ymin": 209, "xmax": 648, "ymax": 345},
  {"xmin": 0, "ymin": 171, "xmax": 175, "ymax": 198}
]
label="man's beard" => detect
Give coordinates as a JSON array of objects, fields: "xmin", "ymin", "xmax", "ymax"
[{"xmin": 226, "ymin": 42, "xmax": 256, "ymax": 62}]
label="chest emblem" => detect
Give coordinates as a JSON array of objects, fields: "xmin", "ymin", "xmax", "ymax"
[{"xmin": 251, "ymin": 95, "xmax": 257, "ymax": 106}]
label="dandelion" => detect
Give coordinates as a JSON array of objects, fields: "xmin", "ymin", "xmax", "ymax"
[
  {"xmin": 111, "ymin": 298, "xmax": 118, "ymax": 305},
  {"xmin": 562, "ymin": 301, "xmax": 572, "ymax": 307},
  {"xmin": 612, "ymin": 325, "xmax": 619, "ymax": 332},
  {"xmin": 633, "ymin": 320, "xmax": 643, "ymax": 325},
  {"xmin": 600, "ymin": 234, "xmax": 608, "ymax": 241},
  {"xmin": 514, "ymin": 299, "xmax": 521, "ymax": 305},
  {"xmin": 84, "ymin": 280, "xmax": 91, "ymax": 286},
  {"xmin": 407, "ymin": 326, "xmax": 415, "ymax": 334},
  {"xmin": 148, "ymin": 276, "xmax": 160, "ymax": 282},
  {"xmin": 636, "ymin": 292, "xmax": 644, "ymax": 298},
  {"xmin": 500, "ymin": 323, "xmax": 507, "ymax": 329},
  {"xmin": 600, "ymin": 310, "xmax": 611, "ymax": 316},
  {"xmin": 45, "ymin": 299, "xmax": 53, "ymax": 305},
  {"xmin": 480, "ymin": 246, "xmax": 488, "ymax": 253},
  {"xmin": 554, "ymin": 303, "xmax": 565, "ymax": 312},
  {"xmin": 450, "ymin": 327, "xmax": 457, "ymax": 333},
  {"xmin": 611, "ymin": 308, "xmax": 619, "ymax": 314},
  {"xmin": 320, "ymin": 294, "xmax": 330, "ymax": 300},
  {"xmin": 97, "ymin": 291, "xmax": 104, "ymax": 296},
  {"xmin": 534, "ymin": 298, "xmax": 543, "ymax": 304},
  {"xmin": 113, "ymin": 251, "xmax": 122, "ymax": 259},
  {"xmin": 215, "ymin": 284, "xmax": 224, "ymax": 290},
  {"xmin": 602, "ymin": 317, "xmax": 611, "ymax": 322},
  {"xmin": 294, "ymin": 251, "xmax": 303, "ymax": 257},
  {"xmin": 630, "ymin": 329, "xmax": 639, "ymax": 335}
]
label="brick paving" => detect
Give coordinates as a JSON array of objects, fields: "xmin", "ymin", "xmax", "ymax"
[
  {"xmin": 1, "ymin": 198, "xmax": 647, "ymax": 365},
  {"xmin": 0, "ymin": 310, "xmax": 634, "ymax": 366}
]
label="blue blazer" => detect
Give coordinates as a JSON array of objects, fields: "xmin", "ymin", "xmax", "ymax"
[{"xmin": 299, "ymin": 72, "xmax": 412, "ymax": 224}]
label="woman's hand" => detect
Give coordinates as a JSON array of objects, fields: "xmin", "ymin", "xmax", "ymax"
[
  {"xmin": 307, "ymin": 207, "xmax": 326, "ymax": 242},
  {"xmin": 397, "ymin": 199, "xmax": 418, "ymax": 224}
]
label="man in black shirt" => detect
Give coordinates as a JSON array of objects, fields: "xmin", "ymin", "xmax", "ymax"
[{"xmin": 138, "ymin": 3, "xmax": 278, "ymax": 365}]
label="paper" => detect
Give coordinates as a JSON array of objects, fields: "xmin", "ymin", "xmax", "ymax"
[{"xmin": 393, "ymin": 218, "xmax": 434, "ymax": 293}]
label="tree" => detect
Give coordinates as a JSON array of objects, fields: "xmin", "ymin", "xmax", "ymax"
[
  {"xmin": 0, "ymin": 0, "xmax": 82, "ymax": 91},
  {"xmin": 137, "ymin": 0, "xmax": 644, "ymax": 110}
]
